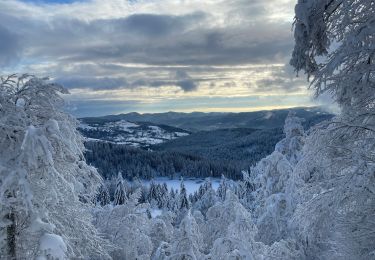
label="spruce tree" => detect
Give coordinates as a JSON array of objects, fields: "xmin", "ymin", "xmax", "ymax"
[
  {"xmin": 97, "ymin": 184, "xmax": 110, "ymax": 207},
  {"xmin": 114, "ymin": 172, "xmax": 127, "ymax": 205},
  {"xmin": 217, "ymin": 175, "xmax": 228, "ymax": 201},
  {"xmin": 179, "ymin": 180, "xmax": 189, "ymax": 210}
]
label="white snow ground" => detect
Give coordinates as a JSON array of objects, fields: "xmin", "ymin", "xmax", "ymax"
[{"xmin": 142, "ymin": 177, "xmax": 220, "ymax": 195}]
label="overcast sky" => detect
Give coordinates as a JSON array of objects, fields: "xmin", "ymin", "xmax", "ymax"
[{"xmin": 0, "ymin": 0, "xmax": 317, "ymax": 117}]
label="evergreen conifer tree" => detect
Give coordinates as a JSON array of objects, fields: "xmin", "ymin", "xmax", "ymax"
[{"xmin": 114, "ymin": 172, "xmax": 127, "ymax": 205}]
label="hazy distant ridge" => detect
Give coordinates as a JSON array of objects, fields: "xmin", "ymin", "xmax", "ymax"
[{"xmin": 80, "ymin": 107, "xmax": 333, "ymax": 132}]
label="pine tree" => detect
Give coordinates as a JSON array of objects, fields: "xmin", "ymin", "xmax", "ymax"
[
  {"xmin": 158, "ymin": 183, "xmax": 169, "ymax": 209},
  {"xmin": 179, "ymin": 180, "xmax": 189, "ymax": 210},
  {"xmin": 114, "ymin": 172, "xmax": 127, "ymax": 205},
  {"xmin": 217, "ymin": 175, "xmax": 228, "ymax": 201},
  {"xmin": 148, "ymin": 180, "xmax": 158, "ymax": 202},
  {"xmin": 167, "ymin": 189, "xmax": 177, "ymax": 211},
  {"xmin": 168, "ymin": 211, "xmax": 204, "ymax": 259},
  {"xmin": 93, "ymin": 190, "xmax": 153, "ymax": 259},
  {"xmin": 97, "ymin": 184, "xmax": 110, "ymax": 206}
]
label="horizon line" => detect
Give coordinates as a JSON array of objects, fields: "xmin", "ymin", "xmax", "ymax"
[{"xmin": 77, "ymin": 105, "xmax": 322, "ymax": 118}]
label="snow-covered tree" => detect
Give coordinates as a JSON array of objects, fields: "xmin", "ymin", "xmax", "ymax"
[
  {"xmin": 97, "ymin": 183, "xmax": 111, "ymax": 207},
  {"xmin": 149, "ymin": 217, "xmax": 173, "ymax": 254},
  {"xmin": 205, "ymin": 190, "xmax": 257, "ymax": 254},
  {"xmin": 94, "ymin": 189, "xmax": 154, "ymax": 259},
  {"xmin": 245, "ymin": 113, "xmax": 305, "ymax": 244},
  {"xmin": 0, "ymin": 74, "xmax": 109, "ymax": 259},
  {"xmin": 236, "ymin": 171, "xmax": 255, "ymax": 206},
  {"xmin": 158, "ymin": 183, "xmax": 169, "ymax": 209},
  {"xmin": 113, "ymin": 172, "xmax": 127, "ymax": 205},
  {"xmin": 160, "ymin": 211, "xmax": 204, "ymax": 260},
  {"xmin": 178, "ymin": 180, "xmax": 189, "ymax": 210},
  {"xmin": 291, "ymin": 0, "xmax": 375, "ymax": 119},
  {"xmin": 207, "ymin": 190, "xmax": 303, "ymax": 259},
  {"xmin": 275, "ymin": 111, "xmax": 305, "ymax": 165},
  {"xmin": 167, "ymin": 188, "xmax": 178, "ymax": 212},
  {"xmin": 131, "ymin": 177, "xmax": 148, "ymax": 203},
  {"xmin": 286, "ymin": 124, "xmax": 375, "ymax": 259},
  {"xmin": 147, "ymin": 181, "xmax": 170, "ymax": 209},
  {"xmin": 291, "ymin": 1, "xmax": 375, "ymax": 258},
  {"xmin": 193, "ymin": 179, "xmax": 217, "ymax": 216},
  {"xmin": 148, "ymin": 180, "xmax": 159, "ymax": 206}
]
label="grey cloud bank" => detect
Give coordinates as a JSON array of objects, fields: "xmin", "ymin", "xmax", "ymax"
[{"xmin": 0, "ymin": 0, "xmax": 311, "ymax": 116}]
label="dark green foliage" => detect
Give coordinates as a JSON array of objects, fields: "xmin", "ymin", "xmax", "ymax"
[
  {"xmin": 152, "ymin": 128, "xmax": 284, "ymax": 170},
  {"xmin": 84, "ymin": 141, "xmax": 245, "ymax": 180}
]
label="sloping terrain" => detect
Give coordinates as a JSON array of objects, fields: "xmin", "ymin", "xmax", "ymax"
[
  {"xmin": 152, "ymin": 127, "xmax": 283, "ymax": 169},
  {"xmin": 78, "ymin": 119, "xmax": 189, "ymax": 148}
]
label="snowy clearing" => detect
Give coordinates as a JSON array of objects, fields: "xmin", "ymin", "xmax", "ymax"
[{"xmin": 142, "ymin": 177, "xmax": 220, "ymax": 195}]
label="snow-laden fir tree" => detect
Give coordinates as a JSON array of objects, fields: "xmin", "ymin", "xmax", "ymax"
[
  {"xmin": 178, "ymin": 180, "xmax": 189, "ymax": 210},
  {"xmin": 159, "ymin": 182, "xmax": 169, "ymax": 208},
  {"xmin": 0, "ymin": 75, "xmax": 110, "ymax": 259},
  {"xmin": 154, "ymin": 210, "xmax": 203, "ymax": 260},
  {"xmin": 170, "ymin": 211, "xmax": 204, "ymax": 260},
  {"xmin": 94, "ymin": 189, "xmax": 154, "ymax": 259},
  {"xmin": 248, "ymin": 112, "xmax": 305, "ymax": 245},
  {"xmin": 206, "ymin": 190, "xmax": 303, "ymax": 259},
  {"xmin": 192, "ymin": 179, "xmax": 217, "ymax": 216},
  {"xmin": 275, "ymin": 111, "xmax": 305, "ymax": 165},
  {"xmin": 167, "ymin": 188, "xmax": 178, "ymax": 211},
  {"xmin": 148, "ymin": 180, "xmax": 158, "ymax": 206},
  {"xmin": 113, "ymin": 172, "xmax": 127, "ymax": 205},
  {"xmin": 97, "ymin": 183, "xmax": 111, "ymax": 207}
]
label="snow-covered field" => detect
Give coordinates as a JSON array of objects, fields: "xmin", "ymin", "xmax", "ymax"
[
  {"xmin": 142, "ymin": 177, "xmax": 220, "ymax": 195},
  {"xmin": 78, "ymin": 120, "xmax": 189, "ymax": 148}
]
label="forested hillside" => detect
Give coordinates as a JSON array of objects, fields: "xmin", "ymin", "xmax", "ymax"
[
  {"xmin": 85, "ymin": 127, "xmax": 283, "ymax": 180},
  {"xmin": 83, "ymin": 111, "xmax": 331, "ymax": 181},
  {"xmin": 85, "ymin": 141, "xmax": 241, "ymax": 180}
]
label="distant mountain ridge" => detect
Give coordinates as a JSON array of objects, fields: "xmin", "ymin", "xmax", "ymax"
[{"xmin": 80, "ymin": 107, "xmax": 333, "ymax": 132}]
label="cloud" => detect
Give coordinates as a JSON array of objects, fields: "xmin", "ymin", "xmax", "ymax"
[
  {"xmin": 0, "ymin": 1, "xmax": 293, "ymax": 67},
  {"xmin": 254, "ymin": 65, "xmax": 308, "ymax": 93},
  {"xmin": 56, "ymin": 76, "xmax": 129, "ymax": 90},
  {"xmin": 125, "ymin": 70, "xmax": 199, "ymax": 92},
  {"xmin": 0, "ymin": 25, "xmax": 20, "ymax": 68},
  {"xmin": 173, "ymin": 70, "xmax": 198, "ymax": 91},
  {"xmin": 176, "ymin": 80, "xmax": 197, "ymax": 92},
  {"xmin": 55, "ymin": 70, "xmax": 200, "ymax": 92},
  {"xmin": 0, "ymin": 0, "xmax": 307, "ymax": 116},
  {"xmin": 120, "ymin": 12, "xmax": 205, "ymax": 37},
  {"xmin": 55, "ymin": 21, "xmax": 293, "ymax": 66}
]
